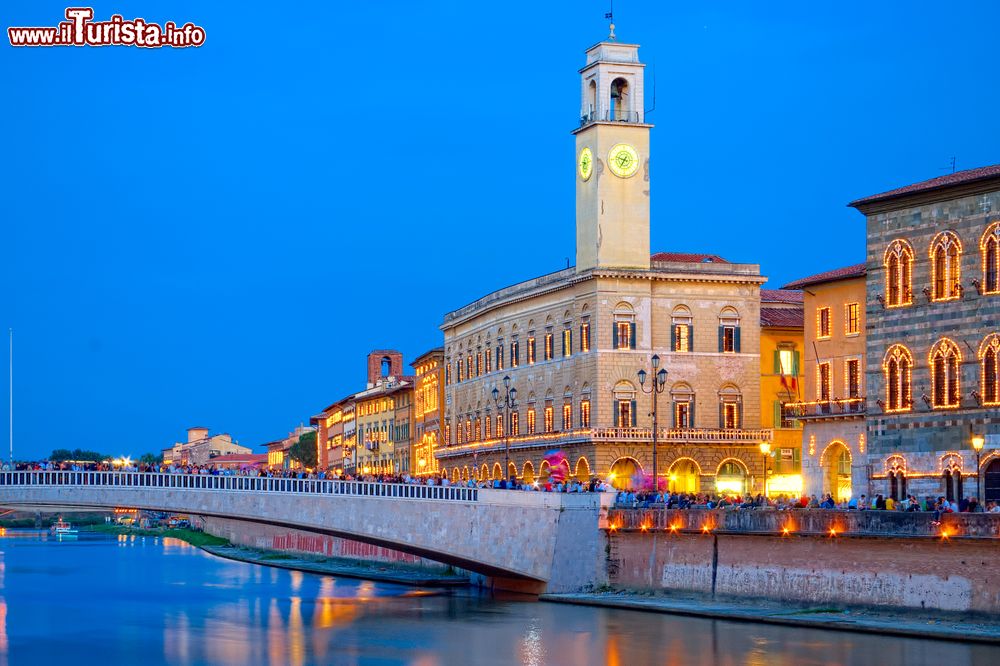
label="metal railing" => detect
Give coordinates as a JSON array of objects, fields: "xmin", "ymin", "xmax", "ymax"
[
  {"xmin": 579, "ymin": 110, "xmax": 643, "ymax": 126},
  {"xmin": 783, "ymin": 399, "xmax": 866, "ymax": 418},
  {"xmin": 0, "ymin": 471, "xmax": 478, "ymax": 502}
]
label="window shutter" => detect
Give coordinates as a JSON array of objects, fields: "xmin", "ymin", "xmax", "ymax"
[
  {"xmin": 670, "ymin": 325, "xmax": 676, "ymax": 351},
  {"xmin": 773, "ymin": 401, "xmax": 782, "ymax": 428},
  {"xmin": 586, "ymin": 324, "xmax": 591, "ymax": 350},
  {"xmin": 773, "ymin": 351, "xmax": 781, "ymax": 374},
  {"xmin": 613, "ymin": 401, "xmax": 620, "ymax": 427},
  {"xmin": 718, "ymin": 326, "xmax": 724, "ymax": 352},
  {"xmin": 671, "ymin": 401, "xmax": 677, "ymax": 427},
  {"xmin": 612, "ymin": 323, "xmax": 619, "ymax": 348},
  {"xmin": 630, "ymin": 399, "xmax": 637, "ymax": 426},
  {"xmin": 568, "ymin": 330, "xmax": 572, "ymax": 356},
  {"xmin": 738, "ymin": 402, "xmax": 743, "ymax": 429},
  {"xmin": 734, "ymin": 327, "xmax": 742, "ymax": 353},
  {"xmin": 792, "ymin": 351, "xmax": 800, "ymax": 376},
  {"xmin": 629, "ymin": 323, "xmax": 636, "ymax": 349},
  {"xmin": 718, "ymin": 402, "xmax": 725, "ymax": 428},
  {"xmin": 687, "ymin": 325, "xmax": 693, "ymax": 352},
  {"xmin": 690, "ymin": 400, "xmax": 695, "ymax": 428}
]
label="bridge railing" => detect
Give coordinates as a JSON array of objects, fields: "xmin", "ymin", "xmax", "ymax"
[{"xmin": 0, "ymin": 471, "xmax": 478, "ymax": 503}]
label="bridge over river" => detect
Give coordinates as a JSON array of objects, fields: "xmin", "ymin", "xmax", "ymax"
[{"xmin": 0, "ymin": 471, "xmax": 612, "ymax": 593}]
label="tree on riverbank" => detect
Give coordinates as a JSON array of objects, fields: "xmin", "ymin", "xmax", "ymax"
[
  {"xmin": 49, "ymin": 448, "xmax": 106, "ymax": 462},
  {"xmin": 288, "ymin": 431, "xmax": 317, "ymax": 469}
]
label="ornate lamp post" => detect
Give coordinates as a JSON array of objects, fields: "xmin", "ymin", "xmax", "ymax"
[
  {"xmin": 972, "ymin": 434, "xmax": 985, "ymax": 501},
  {"xmin": 637, "ymin": 355, "xmax": 668, "ymax": 492},
  {"xmin": 759, "ymin": 441, "xmax": 772, "ymax": 498},
  {"xmin": 492, "ymin": 375, "xmax": 517, "ymax": 480}
]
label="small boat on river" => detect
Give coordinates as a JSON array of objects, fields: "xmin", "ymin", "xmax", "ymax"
[{"xmin": 50, "ymin": 519, "xmax": 78, "ymax": 537}]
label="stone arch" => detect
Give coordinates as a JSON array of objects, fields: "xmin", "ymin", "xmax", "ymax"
[
  {"xmin": 508, "ymin": 462, "xmax": 517, "ymax": 480},
  {"xmin": 462, "ymin": 466, "xmax": 469, "ymax": 481},
  {"xmin": 608, "ymin": 456, "xmax": 643, "ymax": 490},
  {"xmin": 491, "ymin": 463, "xmax": 502, "ymax": 480},
  {"xmin": 522, "ymin": 460, "xmax": 535, "ymax": 484},
  {"xmin": 613, "ymin": 301, "xmax": 634, "ymax": 315},
  {"xmin": 450, "ymin": 467, "xmax": 459, "ymax": 483},
  {"xmin": 573, "ymin": 457, "xmax": 591, "ymax": 480},
  {"xmin": 538, "ymin": 460, "xmax": 551, "ymax": 482},
  {"xmin": 820, "ymin": 440, "xmax": 852, "ymax": 503},
  {"xmin": 667, "ymin": 457, "xmax": 702, "ymax": 494},
  {"xmin": 715, "ymin": 458, "xmax": 748, "ymax": 496}
]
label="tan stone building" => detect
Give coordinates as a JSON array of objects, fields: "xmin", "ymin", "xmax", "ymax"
[
  {"xmin": 162, "ymin": 427, "xmax": 251, "ymax": 466},
  {"xmin": 412, "ymin": 348, "xmax": 445, "ymax": 476},
  {"xmin": 312, "ymin": 395, "xmax": 355, "ymax": 473},
  {"xmin": 782, "ymin": 265, "xmax": 867, "ymax": 502},
  {"xmin": 353, "ymin": 350, "xmax": 414, "ymax": 475},
  {"xmin": 437, "ymin": 37, "xmax": 771, "ymax": 493}
]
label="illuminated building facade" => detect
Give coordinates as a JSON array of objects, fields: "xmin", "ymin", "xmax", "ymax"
[
  {"xmin": 312, "ymin": 395, "xmax": 355, "ymax": 474},
  {"xmin": 353, "ymin": 350, "xmax": 414, "ymax": 475},
  {"xmin": 162, "ymin": 427, "xmax": 251, "ymax": 466},
  {"xmin": 782, "ymin": 266, "xmax": 867, "ymax": 502},
  {"xmin": 758, "ymin": 290, "xmax": 806, "ymax": 497},
  {"xmin": 411, "ymin": 348, "xmax": 445, "ymax": 476},
  {"xmin": 852, "ymin": 165, "xmax": 1000, "ymax": 504},
  {"xmin": 263, "ymin": 425, "xmax": 316, "ymax": 470},
  {"xmin": 438, "ymin": 37, "xmax": 771, "ymax": 492}
]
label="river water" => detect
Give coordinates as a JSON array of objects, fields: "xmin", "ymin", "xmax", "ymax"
[{"xmin": 0, "ymin": 531, "xmax": 996, "ymax": 666}]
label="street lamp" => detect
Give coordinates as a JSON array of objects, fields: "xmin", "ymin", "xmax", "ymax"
[
  {"xmin": 492, "ymin": 375, "xmax": 517, "ymax": 480},
  {"xmin": 638, "ymin": 354, "xmax": 668, "ymax": 493},
  {"xmin": 972, "ymin": 434, "xmax": 985, "ymax": 502},
  {"xmin": 759, "ymin": 441, "xmax": 772, "ymax": 498}
]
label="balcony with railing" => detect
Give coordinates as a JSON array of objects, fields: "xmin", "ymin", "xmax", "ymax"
[
  {"xmin": 783, "ymin": 398, "xmax": 866, "ymax": 420},
  {"xmin": 436, "ymin": 427, "xmax": 775, "ymax": 459},
  {"xmin": 579, "ymin": 110, "xmax": 644, "ymax": 127}
]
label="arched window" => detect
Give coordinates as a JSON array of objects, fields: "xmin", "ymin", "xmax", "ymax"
[
  {"xmin": 586, "ymin": 79, "xmax": 597, "ymax": 122},
  {"xmin": 980, "ymin": 334, "xmax": 1000, "ymax": 405},
  {"xmin": 982, "ymin": 223, "xmax": 1000, "ymax": 294},
  {"xmin": 670, "ymin": 382, "xmax": 694, "ymax": 428},
  {"xmin": 930, "ymin": 231, "xmax": 962, "ymax": 301},
  {"xmin": 613, "ymin": 381, "xmax": 637, "ymax": 428},
  {"xmin": 884, "ymin": 240, "xmax": 914, "ymax": 307},
  {"xmin": 718, "ymin": 307, "xmax": 741, "ymax": 353},
  {"xmin": 929, "ymin": 338, "xmax": 962, "ymax": 408},
  {"xmin": 613, "ymin": 302, "xmax": 636, "ymax": 350},
  {"xmin": 883, "ymin": 345, "xmax": 913, "ymax": 412},
  {"xmin": 718, "ymin": 384, "xmax": 742, "ymax": 429},
  {"xmin": 671, "ymin": 305, "xmax": 693, "ymax": 352},
  {"xmin": 610, "ymin": 77, "xmax": 629, "ymax": 121}
]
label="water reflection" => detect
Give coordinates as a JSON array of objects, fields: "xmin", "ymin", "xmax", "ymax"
[{"xmin": 0, "ymin": 531, "xmax": 996, "ymax": 665}]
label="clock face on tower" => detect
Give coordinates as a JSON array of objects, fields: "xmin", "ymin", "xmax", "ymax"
[
  {"xmin": 607, "ymin": 143, "xmax": 640, "ymax": 178},
  {"xmin": 578, "ymin": 147, "xmax": 593, "ymax": 181}
]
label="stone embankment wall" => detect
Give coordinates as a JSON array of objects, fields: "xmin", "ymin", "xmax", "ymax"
[
  {"xmin": 607, "ymin": 509, "xmax": 1000, "ymax": 614},
  {"xmin": 199, "ymin": 516, "xmax": 446, "ymax": 569}
]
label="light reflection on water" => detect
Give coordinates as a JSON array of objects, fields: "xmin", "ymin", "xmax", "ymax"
[{"xmin": 0, "ymin": 531, "xmax": 996, "ymax": 665}]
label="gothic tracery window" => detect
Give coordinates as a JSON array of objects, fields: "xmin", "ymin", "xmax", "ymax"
[
  {"xmin": 981, "ymin": 334, "xmax": 1000, "ymax": 405},
  {"xmin": 884, "ymin": 240, "xmax": 913, "ymax": 307},
  {"xmin": 929, "ymin": 338, "xmax": 962, "ymax": 408},
  {"xmin": 930, "ymin": 231, "xmax": 962, "ymax": 301},
  {"xmin": 982, "ymin": 223, "xmax": 1000, "ymax": 294},
  {"xmin": 883, "ymin": 344, "xmax": 913, "ymax": 412}
]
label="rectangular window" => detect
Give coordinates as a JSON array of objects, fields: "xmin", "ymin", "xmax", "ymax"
[
  {"xmin": 674, "ymin": 324, "xmax": 690, "ymax": 352},
  {"xmin": 485, "ymin": 416, "xmax": 492, "ymax": 439},
  {"xmin": 847, "ymin": 359, "xmax": 860, "ymax": 398},
  {"xmin": 455, "ymin": 419, "xmax": 462, "ymax": 444},
  {"xmin": 445, "ymin": 364, "xmax": 451, "ymax": 386},
  {"xmin": 496, "ymin": 414, "xmax": 503, "ymax": 438},
  {"xmin": 496, "ymin": 345, "xmax": 504, "ymax": 371},
  {"xmin": 580, "ymin": 400, "xmax": 591, "ymax": 428},
  {"xmin": 466, "ymin": 356, "xmax": 473, "ymax": 379},
  {"xmin": 544, "ymin": 406, "xmax": 553, "ymax": 433},
  {"xmin": 674, "ymin": 401, "xmax": 691, "ymax": 428},
  {"xmin": 723, "ymin": 402, "xmax": 739, "ymax": 429},
  {"xmin": 818, "ymin": 362, "xmax": 831, "ymax": 401},
  {"xmin": 616, "ymin": 322, "xmax": 633, "ymax": 350},
  {"xmin": 457, "ymin": 360, "xmax": 463, "ymax": 383},
  {"xmin": 544, "ymin": 333, "xmax": 553, "ymax": 361},
  {"xmin": 562, "ymin": 328, "xmax": 572, "ymax": 357},
  {"xmin": 465, "ymin": 419, "xmax": 472, "ymax": 442},
  {"xmin": 476, "ymin": 353, "xmax": 482, "ymax": 377},
  {"xmin": 617, "ymin": 400, "xmax": 633, "ymax": 428},
  {"xmin": 722, "ymin": 326, "xmax": 736, "ymax": 353},
  {"xmin": 511, "ymin": 411, "xmax": 519, "ymax": 436},
  {"xmin": 778, "ymin": 349, "xmax": 794, "ymax": 376},
  {"xmin": 846, "ymin": 303, "xmax": 860, "ymax": 335},
  {"xmin": 510, "ymin": 341, "xmax": 519, "ymax": 368},
  {"xmin": 527, "ymin": 337, "xmax": 536, "ymax": 364},
  {"xmin": 562, "ymin": 403, "xmax": 572, "ymax": 430},
  {"xmin": 485, "ymin": 349, "xmax": 492, "ymax": 374},
  {"xmin": 445, "ymin": 422, "xmax": 452, "ymax": 445},
  {"xmin": 580, "ymin": 323, "xmax": 591, "ymax": 352},
  {"xmin": 527, "ymin": 409, "xmax": 536, "ymax": 434},
  {"xmin": 474, "ymin": 417, "xmax": 481, "ymax": 441},
  {"xmin": 818, "ymin": 307, "xmax": 831, "ymax": 339}
]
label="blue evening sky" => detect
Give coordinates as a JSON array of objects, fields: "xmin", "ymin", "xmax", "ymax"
[{"xmin": 3, "ymin": 2, "xmax": 999, "ymax": 460}]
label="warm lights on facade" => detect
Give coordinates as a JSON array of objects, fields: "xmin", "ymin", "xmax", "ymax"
[
  {"xmin": 884, "ymin": 239, "xmax": 914, "ymax": 307},
  {"xmin": 929, "ymin": 231, "xmax": 963, "ymax": 301}
]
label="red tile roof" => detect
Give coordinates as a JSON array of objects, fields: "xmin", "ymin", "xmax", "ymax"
[
  {"xmin": 650, "ymin": 252, "xmax": 728, "ymax": 264},
  {"xmin": 760, "ymin": 307, "xmax": 804, "ymax": 329},
  {"xmin": 781, "ymin": 263, "xmax": 867, "ymax": 290},
  {"xmin": 849, "ymin": 164, "xmax": 1000, "ymax": 208},
  {"xmin": 761, "ymin": 289, "xmax": 803, "ymax": 304}
]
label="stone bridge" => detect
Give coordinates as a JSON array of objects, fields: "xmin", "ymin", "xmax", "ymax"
[{"xmin": 0, "ymin": 471, "xmax": 611, "ymax": 593}]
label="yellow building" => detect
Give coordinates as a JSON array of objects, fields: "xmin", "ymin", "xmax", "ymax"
[
  {"xmin": 782, "ymin": 265, "xmax": 868, "ymax": 502},
  {"xmin": 411, "ymin": 348, "xmax": 444, "ymax": 476},
  {"xmin": 759, "ymin": 290, "xmax": 806, "ymax": 497}
]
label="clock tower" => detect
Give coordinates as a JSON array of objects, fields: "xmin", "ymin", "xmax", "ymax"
[{"xmin": 573, "ymin": 39, "xmax": 652, "ymax": 273}]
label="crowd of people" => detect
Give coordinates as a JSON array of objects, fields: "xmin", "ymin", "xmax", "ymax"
[{"xmin": 613, "ymin": 489, "xmax": 1000, "ymax": 513}]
